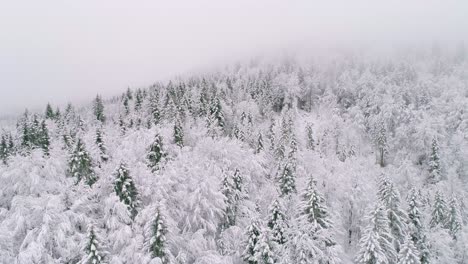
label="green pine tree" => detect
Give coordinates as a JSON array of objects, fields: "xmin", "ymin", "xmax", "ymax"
[
  {"xmin": 68, "ymin": 139, "xmax": 97, "ymax": 186},
  {"xmin": 83, "ymin": 224, "xmax": 106, "ymax": 264},
  {"xmin": 278, "ymin": 162, "xmax": 296, "ymax": 196},
  {"xmin": 267, "ymin": 199, "xmax": 287, "ymax": 244},
  {"xmin": 114, "ymin": 162, "xmax": 139, "ymax": 219},
  {"xmin": 173, "ymin": 117, "xmax": 184, "ymax": 148},
  {"xmin": 305, "ymin": 124, "xmax": 315, "ymax": 150},
  {"xmin": 446, "ymin": 196, "xmax": 462, "ymax": 239},
  {"xmin": 95, "ymin": 128, "xmax": 109, "ymax": 162},
  {"xmin": 39, "ymin": 120, "xmax": 50, "ymax": 156},
  {"xmin": 147, "ymin": 134, "xmax": 166, "ymax": 172},
  {"xmin": 148, "ymin": 207, "xmax": 169, "ymax": 263},
  {"xmin": 93, "ymin": 94, "xmax": 106, "ymax": 122},
  {"xmin": 45, "ymin": 103, "xmax": 55, "ymax": 119},
  {"xmin": 430, "ymin": 191, "xmax": 448, "ymax": 228},
  {"xmin": 243, "ymin": 219, "xmax": 262, "ymax": 264},
  {"xmin": 427, "ymin": 137, "xmax": 441, "ymax": 184}
]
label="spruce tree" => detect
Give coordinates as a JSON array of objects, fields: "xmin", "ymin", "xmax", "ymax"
[
  {"xmin": 243, "ymin": 220, "xmax": 262, "ymax": 264},
  {"xmin": 114, "ymin": 162, "xmax": 139, "ymax": 219},
  {"xmin": 93, "ymin": 94, "xmax": 106, "ymax": 122},
  {"xmin": 221, "ymin": 172, "xmax": 235, "ymax": 229},
  {"xmin": 149, "ymin": 93, "xmax": 161, "ymax": 125},
  {"xmin": 356, "ymin": 203, "xmax": 397, "ymax": 264},
  {"xmin": 430, "ymin": 191, "xmax": 448, "ymax": 228},
  {"xmin": 278, "ymin": 162, "xmax": 296, "ymax": 196},
  {"xmin": 39, "ymin": 120, "xmax": 50, "ymax": 156},
  {"xmin": 375, "ymin": 121, "xmax": 388, "ymax": 167},
  {"xmin": 135, "ymin": 89, "xmax": 143, "ymax": 111},
  {"xmin": 147, "ymin": 134, "xmax": 166, "ymax": 172},
  {"xmin": 446, "ymin": 196, "xmax": 462, "ymax": 239},
  {"xmin": 123, "ymin": 96, "xmax": 130, "ymax": 115},
  {"xmin": 267, "ymin": 199, "xmax": 287, "ymax": 244},
  {"xmin": 252, "ymin": 230, "xmax": 276, "ymax": 264},
  {"xmin": 45, "ymin": 103, "xmax": 55, "ymax": 119},
  {"xmin": 0, "ymin": 134, "xmax": 9, "ymax": 164},
  {"xmin": 68, "ymin": 139, "xmax": 97, "ymax": 186},
  {"xmin": 407, "ymin": 188, "xmax": 430, "ymax": 264},
  {"xmin": 173, "ymin": 117, "xmax": 184, "ymax": 148},
  {"xmin": 95, "ymin": 128, "xmax": 109, "ymax": 162},
  {"xmin": 209, "ymin": 97, "xmax": 225, "ymax": 129},
  {"xmin": 397, "ymin": 235, "xmax": 421, "ymax": 264},
  {"xmin": 82, "ymin": 224, "xmax": 105, "ymax": 264},
  {"xmin": 378, "ymin": 175, "xmax": 408, "ymax": 252},
  {"xmin": 148, "ymin": 207, "xmax": 169, "ymax": 263},
  {"xmin": 118, "ymin": 115, "xmax": 126, "ymax": 135},
  {"xmin": 301, "ymin": 177, "xmax": 332, "ymax": 230},
  {"xmin": 427, "ymin": 137, "xmax": 441, "ymax": 184},
  {"xmin": 305, "ymin": 124, "xmax": 315, "ymax": 150}
]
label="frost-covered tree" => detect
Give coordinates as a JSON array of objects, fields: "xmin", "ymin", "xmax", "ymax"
[
  {"xmin": 123, "ymin": 96, "xmax": 130, "ymax": 115},
  {"xmin": 147, "ymin": 133, "xmax": 166, "ymax": 172},
  {"xmin": 301, "ymin": 176, "xmax": 332, "ymax": 230},
  {"xmin": 252, "ymin": 230, "xmax": 276, "ymax": 264},
  {"xmin": 39, "ymin": 120, "xmax": 50, "ymax": 156},
  {"xmin": 267, "ymin": 199, "xmax": 287, "ymax": 244},
  {"xmin": 82, "ymin": 224, "xmax": 106, "ymax": 264},
  {"xmin": 147, "ymin": 207, "xmax": 169, "ymax": 263},
  {"xmin": 0, "ymin": 134, "xmax": 10, "ymax": 164},
  {"xmin": 221, "ymin": 169, "xmax": 246, "ymax": 228},
  {"xmin": 114, "ymin": 162, "xmax": 139, "ymax": 219},
  {"xmin": 356, "ymin": 203, "xmax": 397, "ymax": 264},
  {"xmin": 68, "ymin": 138, "xmax": 97, "ymax": 186},
  {"xmin": 427, "ymin": 137, "xmax": 442, "ymax": 184},
  {"xmin": 375, "ymin": 121, "xmax": 388, "ymax": 167},
  {"xmin": 243, "ymin": 219, "xmax": 262, "ymax": 264},
  {"xmin": 255, "ymin": 132, "xmax": 264, "ymax": 154},
  {"xmin": 378, "ymin": 175, "xmax": 408, "ymax": 252},
  {"xmin": 430, "ymin": 191, "xmax": 448, "ymax": 228},
  {"xmin": 135, "ymin": 89, "xmax": 143, "ymax": 111},
  {"xmin": 278, "ymin": 161, "xmax": 296, "ymax": 196},
  {"xmin": 95, "ymin": 128, "xmax": 109, "ymax": 162},
  {"xmin": 209, "ymin": 97, "xmax": 225, "ymax": 129},
  {"xmin": 407, "ymin": 188, "xmax": 430, "ymax": 264},
  {"xmin": 93, "ymin": 94, "xmax": 106, "ymax": 122},
  {"xmin": 446, "ymin": 197, "xmax": 462, "ymax": 239},
  {"xmin": 149, "ymin": 92, "xmax": 161, "ymax": 125},
  {"xmin": 173, "ymin": 116, "xmax": 184, "ymax": 148},
  {"xmin": 305, "ymin": 123, "xmax": 315, "ymax": 150},
  {"xmin": 397, "ymin": 235, "xmax": 421, "ymax": 264},
  {"xmin": 45, "ymin": 103, "xmax": 55, "ymax": 119}
]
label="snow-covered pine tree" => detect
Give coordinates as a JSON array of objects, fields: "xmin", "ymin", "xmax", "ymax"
[
  {"xmin": 173, "ymin": 116, "xmax": 184, "ymax": 148},
  {"xmin": 430, "ymin": 191, "xmax": 448, "ymax": 228},
  {"xmin": 0, "ymin": 134, "xmax": 9, "ymax": 164},
  {"xmin": 147, "ymin": 133, "xmax": 166, "ymax": 172},
  {"xmin": 255, "ymin": 132, "xmax": 264, "ymax": 154},
  {"xmin": 45, "ymin": 103, "xmax": 55, "ymax": 119},
  {"xmin": 267, "ymin": 199, "xmax": 287, "ymax": 244},
  {"xmin": 407, "ymin": 188, "xmax": 430, "ymax": 264},
  {"xmin": 221, "ymin": 171, "xmax": 235, "ymax": 229},
  {"xmin": 427, "ymin": 137, "xmax": 442, "ymax": 184},
  {"xmin": 397, "ymin": 235, "xmax": 421, "ymax": 264},
  {"xmin": 95, "ymin": 128, "xmax": 109, "ymax": 163},
  {"xmin": 82, "ymin": 224, "xmax": 106, "ymax": 264},
  {"xmin": 243, "ymin": 219, "xmax": 262, "ymax": 264},
  {"xmin": 209, "ymin": 97, "xmax": 225, "ymax": 129},
  {"xmin": 278, "ymin": 161, "xmax": 296, "ymax": 197},
  {"xmin": 375, "ymin": 121, "xmax": 388, "ymax": 167},
  {"xmin": 135, "ymin": 89, "xmax": 143, "ymax": 111},
  {"xmin": 355, "ymin": 203, "xmax": 397, "ymax": 264},
  {"xmin": 149, "ymin": 92, "xmax": 161, "ymax": 125},
  {"xmin": 446, "ymin": 196, "xmax": 462, "ymax": 239},
  {"xmin": 123, "ymin": 96, "xmax": 130, "ymax": 115},
  {"xmin": 68, "ymin": 138, "xmax": 98, "ymax": 186},
  {"xmin": 252, "ymin": 230, "xmax": 276, "ymax": 264},
  {"xmin": 147, "ymin": 207, "xmax": 169, "ymax": 263},
  {"xmin": 377, "ymin": 175, "xmax": 408, "ymax": 252},
  {"xmin": 301, "ymin": 176, "xmax": 332, "ymax": 230},
  {"xmin": 305, "ymin": 123, "xmax": 315, "ymax": 150},
  {"xmin": 114, "ymin": 162, "xmax": 139, "ymax": 219},
  {"xmin": 39, "ymin": 120, "xmax": 50, "ymax": 156},
  {"xmin": 118, "ymin": 115, "xmax": 126, "ymax": 135},
  {"xmin": 93, "ymin": 94, "xmax": 106, "ymax": 123}
]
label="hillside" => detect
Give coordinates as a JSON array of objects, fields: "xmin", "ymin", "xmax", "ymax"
[{"xmin": 0, "ymin": 51, "xmax": 467, "ymax": 264}]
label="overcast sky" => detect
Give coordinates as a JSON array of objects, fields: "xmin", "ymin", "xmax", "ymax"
[{"xmin": 0, "ymin": 0, "xmax": 467, "ymax": 114}]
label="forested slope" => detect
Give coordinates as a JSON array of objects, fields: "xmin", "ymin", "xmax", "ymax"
[{"xmin": 0, "ymin": 50, "xmax": 467, "ymax": 263}]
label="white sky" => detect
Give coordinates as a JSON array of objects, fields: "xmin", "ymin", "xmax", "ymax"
[{"xmin": 0, "ymin": 0, "xmax": 467, "ymax": 114}]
